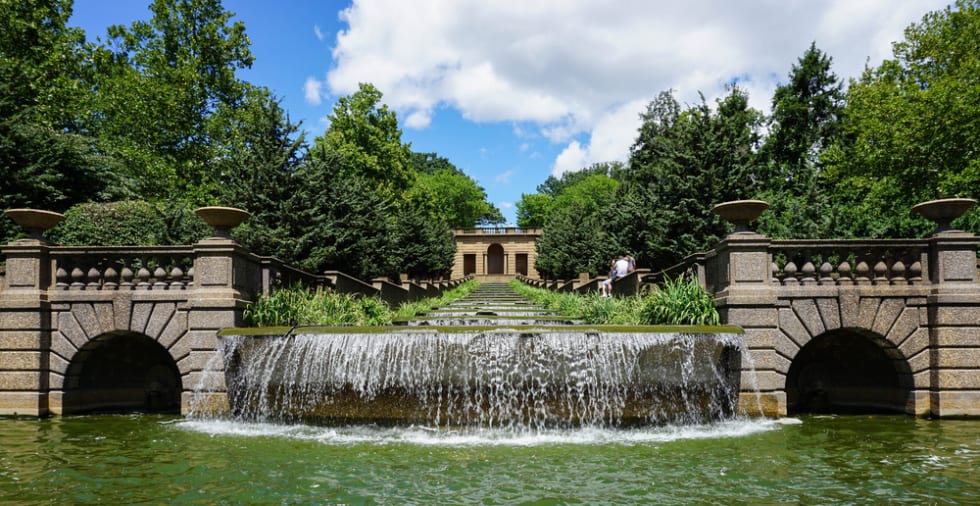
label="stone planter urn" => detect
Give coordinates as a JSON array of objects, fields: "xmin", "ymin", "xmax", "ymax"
[
  {"xmin": 3, "ymin": 208, "xmax": 66, "ymax": 242},
  {"xmin": 194, "ymin": 206, "xmax": 251, "ymax": 239},
  {"xmin": 711, "ymin": 200, "xmax": 769, "ymax": 235},
  {"xmin": 912, "ymin": 198, "xmax": 976, "ymax": 235}
]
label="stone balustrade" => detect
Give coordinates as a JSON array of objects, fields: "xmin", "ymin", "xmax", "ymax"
[
  {"xmin": 769, "ymin": 240, "xmax": 929, "ymax": 286},
  {"xmin": 49, "ymin": 247, "xmax": 196, "ymax": 291}
]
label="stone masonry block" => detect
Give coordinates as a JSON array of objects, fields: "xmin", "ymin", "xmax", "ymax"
[
  {"xmin": 932, "ymin": 327, "xmax": 980, "ymax": 347},
  {"xmin": 169, "ymin": 337, "xmax": 191, "ymax": 365},
  {"xmin": 838, "ymin": 292, "xmax": 861, "ymax": 329},
  {"xmin": 936, "ymin": 349, "xmax": 980, "ymax": 368},
  {"xmin": 745, "ymin": 349, "xmax": 791, "ymax": 374},
  {"xmin": 936, "ymin": 370, "xmax": 980, "ymax": 389},
  {"xmin": 854, "ymin": 297, "xmax": 880, "ymax": 330},
  {"xmin": 186, "ymin": 330, "xmax": 220, "ymax": 350},
  {"xmin": 741, "ymin": 369, "xmax": 784, "ymax": 392},
  {"xmin": 50, "ymin": 333, "xmax": 77, "ymax": 362},
  {"xmin": 94, "ymin": 302, "xmax": 115, "ymax": 336},
  {"xmin": 182, "ymin": 369, "xmax": 229, "ymax": 392},
  {"xmin": 778, "ymin": 308, "xmax": 811, "ymax": 348},
  {"xmin": 113, "ymin": 296, "xmax": 131, "ymax": 333},
  {"xmin": 723, "ymin": 307, "xmax": 778, "ymax": 328},
  {"xmin": 0, "ymin": 351, "xmax": 42, "ymax": 370},
  {"xmin": 738, "ymin": 328, "xmax": 773, "ymax": 349},
  {"xmin": 188, "ymin": 309, "xmax": 238, "ymax": 330},
  {"xmin": 49, "ymin": 353, "xmax": 69, "ymax": 376},
  {"xmin": 184, "ymin": 350, "xmax": 226, "ymax": 372},
  {"xmin": 816, "ymin": 298, "xmax": 841, "ymax": 332},
  {"xmin": 158, "ymin": 311, "xmax": 188, "ymax": 349},
  {"xmin": 182, "ymin": 391, "xmax": 230, "ymax": 416},
  {"xmin": 792, "ymin": 299, "xmax": 825, "ymax": 338},
  {"xmin": 0, "ymin": 311, "xmax": 42, "ymax": 330},
  {"xmin": 773, "ymin": 331, "xmax": 801, "ymax": 361},
  {"xmin": 0, "ymin": 392, "xmax": 47, "ymax": 416},
  {"xmin": 899, "ymin": 328, "xmax": 930, "ymax": 363},
  {"xmin": 0, "ymin": 331, "xmax": 44, "ymax": 350},
  {"xmin": 0, "ymin": 371, "xmax": 42, "ymax": 390},
  {"xmin": 130, "ymin": 302, "xmax": 154, "ymax": 335},
  {"xmin": 71, "ymin": 303, "xmax": 103, "ymax": 339},
  {"xmin": 931, "ymin": 391, "xmax": 980, "ymax": 417},
  {"xmin": 872, "ymin": 298, "xmax": 905, "ymax": 338},
  {"xmin": 905, "ymin": 348, "xmax": 930, "ymax": 374},
  {"xmin": 931, "ymin": 306, "xmax": 980, "ymax": 326},
  {"xmin": 144, "ymin": 302, "xmax": 176, "ymax": 340},
  {"xmin": 58, "ymin": 312, "xmax": 88, "ymax": 349},
  {"xmin": 887, "ymin": 307, "xmax": 921, "ymax": 348},
  {"xmin": 913, "ymin": 370, "xmax": 931, "ymax": 389}
]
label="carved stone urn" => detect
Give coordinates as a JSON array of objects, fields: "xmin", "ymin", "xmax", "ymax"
[
  {"xmin": 194, "ymin": 206, "xmax": 251, "ymax": 240},
  {"xmin": 3, "ymin": 208, "xmax": 66, "ymax": 242},
  {"xmin": 912, "ymin": 198, "xmax": 976, "ymax": 235},
  {"xmin": 711, "ymin": 200, "xmax": 769, "ymax": 235}
]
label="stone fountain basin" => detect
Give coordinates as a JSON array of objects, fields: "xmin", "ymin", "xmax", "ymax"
[{"xmin": 217, "ymin": 325, "xmax": 745, "ymax": 427}]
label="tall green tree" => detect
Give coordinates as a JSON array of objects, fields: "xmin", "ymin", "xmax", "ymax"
[
  {"xmin": 88, "ymin": 0, "xmax": 255, "ymax": 202},
  {"xmin": 0, "ymin": 0, "xmax": 116, "ymax": 244},
  {"xmin": 622, "ymin": 87, "xmax": 763, "ymax": 269},
  {"xmin": 406, "ymin": 152, "xmax": 503, "ymax": 228},
  {"xmin": 756, "ymin": 43, "xmax": 844, "ymax": 239},
  {"xmin": 824, "ymin": 0, "xmax": 980, "ymax": 237},
  {"xmin": 311, "ymin": 83, "xmax": 414, "ymax": 197}
]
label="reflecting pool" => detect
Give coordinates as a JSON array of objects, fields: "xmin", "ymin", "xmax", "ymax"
[{"xmin": 1, "ymin": 415, "xmax": 977, "ymax": 504}]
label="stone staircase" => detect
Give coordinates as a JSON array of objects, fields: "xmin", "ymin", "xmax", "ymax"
[{"xmin": 393, "ymin": 282, "xmax": 581, "ymax": 326}]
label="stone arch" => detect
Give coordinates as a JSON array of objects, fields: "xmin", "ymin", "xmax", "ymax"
[
  {"xmin": 61, "ymin": 331, "xmax": 182, "ymax": 414},
  {"xmin": 487, "ymin": 243, "xmax": 505, "ymax": 275},
  {"xmin": 785, "ymin": 328, "xmax": 913, "ymax": 415}
]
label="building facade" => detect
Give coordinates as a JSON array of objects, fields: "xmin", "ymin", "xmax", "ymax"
[{"xmin": 451, "ymin": 228, "xmax": 542, "ymax": 280}]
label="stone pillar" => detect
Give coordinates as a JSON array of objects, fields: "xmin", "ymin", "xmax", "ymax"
[
  {"xmin": 926, "ymin": 231, "xmax": 980, "ymax": 417},
  {"xmin": 182, "ymin": 236, "xmax": 256, "ymax": 416},
  {"xmin": 0, "ymin": 239, "xmax": 53, "ymax": 416},
  {"xmin": 709, "ymin": 233, "xmax": 784, "ymax": 417}
]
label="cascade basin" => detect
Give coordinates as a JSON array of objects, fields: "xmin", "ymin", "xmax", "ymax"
[{"xmin": 214, "ymin": 325, "xmax": 745, "ymax": 429}]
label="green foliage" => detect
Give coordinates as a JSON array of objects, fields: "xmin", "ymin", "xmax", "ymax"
[
  {"xmin": 312, "ymin": 83, "xmax": 414, "ymax": 196},
  {"xmin": 823, "ymin": 0, "xmax": 980, "ymax": 236},
  {"xmin": 244, "ymin": 285, "xmax": 394, "ymax": 327},
  {"xmin": 639, "ymin": 274, "xmax": 720, "ymax": 326},
  {"xmin": 48, "ymin": 200, "xmax": 209, "ymax": 246},
  {"xmin": 393, "ymin": 279, "xmax": 480, "ymax": 319},
  {"xmin": 755, "ymin": 43, "xmax": 844, "ymax": 240},
  {"xmin": 510, "ymin": 281, "xmax": 644, "ymax": 324},
  {"xmin": 405, "ymin": 167, "xmax": 501, "ymax": 228}
]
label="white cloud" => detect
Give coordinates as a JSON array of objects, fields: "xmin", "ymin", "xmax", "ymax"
[
  {"xmin": 313, "ymin": 24, "xmax": 325, "ymax": 41},
  {"xmin": 326, "ymin": 0, "xmax": 948, "ymax": 173},
  {"xmin": 499, "ymin": 201, "xmax": 513, "ymax": 210},
  {"xmin": 494, "ymin": 170, "xmax": 515, "ymax": 185},
  {"xmin": 304, "ymin": 76, "xmax": 323, "ymax": 106}
]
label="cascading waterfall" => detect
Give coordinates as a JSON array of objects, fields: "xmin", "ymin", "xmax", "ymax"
[{"xmin": 216, "ymin": 328, "xmax": 744, "ymax": 429}]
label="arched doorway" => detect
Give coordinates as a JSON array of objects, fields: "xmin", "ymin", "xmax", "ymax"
[
  {"xmin": 487, "ymin": 243, "xmax": 504, "ymax": 274},
  {"xmin": 785, "ymin": 329, "xmax": 912, "ymax": 415},
  {"xmin": 62, "ymin": 331, "xmax": 182, "ymax": 414}
]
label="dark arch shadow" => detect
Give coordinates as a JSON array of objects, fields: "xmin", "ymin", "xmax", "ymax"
[
  {"xmin": 786, "ymin": 328, "xmax": 913, "ymax": 415},
  {"xmin": 62, "ymin": 331, "xmax": 182, "ymax": 415},
  {"xmin": 487, "ymin": 243, "xmax": 505, "ymax": 275}
]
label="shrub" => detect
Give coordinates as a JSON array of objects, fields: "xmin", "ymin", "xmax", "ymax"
[
  {"xmin": 639, "ymin": 274, "xmax": 720, "ymax": 325},
  {"xmin": 244, "ymin": 285, "xmax": 394, "ymax": 327},
  {"xmin": 49, "ymin": 201, "xmax": 209, "ymax": 246}
]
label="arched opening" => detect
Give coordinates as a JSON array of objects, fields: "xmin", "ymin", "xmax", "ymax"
[
  {"xmin": 487, "ymin": 243, "xmax": 505, "ymax": 275},
  {"xmin": 62, "ymin": 331, "xmax": 182, "ymax": 415},
  {"xmin": 786, "ymin": 329, "xmax": 912, "ymax": 415}
]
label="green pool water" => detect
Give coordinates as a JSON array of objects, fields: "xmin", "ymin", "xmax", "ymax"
[{"xmin": 1, "ymin": 415, "xmax": 977, "ymax": 504}]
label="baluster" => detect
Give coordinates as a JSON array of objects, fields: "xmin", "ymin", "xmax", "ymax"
[
  {"xmin": 186, "ymin": 266, "xmax": 194, "ymax": 289},
  {"xmin": 873, "ymin": 260, "xmax": 888, "ymax": 284},
  {"xmin": 86, "ymin": 265, "xmax": 102, "ymax": 290},
  {"xmin": 119, "ymin": 260, "xmax": 135, "ymax": 290},
  {"xmin": 819, "ymin": 261, "xmax": 834, "ymax": 285},
  {"xmin": 890, "ymin": 259, "xmax": 907, "ymax": 285},
  {"xmin": 70, "ymin": 266, "xmax": 85, "ymax": 290},
  {"xmin": 103, "ymin": 262, "xmax": 119, "ymax": 290},
  {"xmin": 837, "ymin": 261, "xmax": 853, "ymax": 286},
  {"xmin": 854, "ymin": 260, "xmax": 871, "ymax": 285},
  {"xmin": 136, "ymin": 258, "xmax": 152, "ymax": 290},
  {"xmin": 782, "ymin": 261, "xmax": 799, "ymax": 286},
  {"xmin": 771, "ymin": 261, "xmax": 781, "ymax": 286},
  {"xmin": 908, "ymin": 259, "xmax": 923, "ymax": 285},
  {"xmin": 169, "ymin": 260, "xmax": 185, "ymax": 290},
  {"xmin": 153, "ymin": 256, "xmax": 168, "ymax": 290},
  {"xmin": 55, "ymin": 264, "xmax": 69, "ymax": 290},
  {"xmin": 800, "ymin": 255, "xmax": 817, "ymax": 285}
]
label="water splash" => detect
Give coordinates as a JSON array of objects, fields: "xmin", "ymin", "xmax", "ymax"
[{"xmin": 208, "ymin": 329, "xmax": 745, "ymax": 430}]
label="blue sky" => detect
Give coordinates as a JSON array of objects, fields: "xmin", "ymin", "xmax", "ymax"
[{"xmin": 70, "ymin": 0, "xmax": 949, "ymax": 225}]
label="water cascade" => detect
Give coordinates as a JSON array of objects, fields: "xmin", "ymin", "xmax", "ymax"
[{"xmin": 214, "ymin": 283, "xmax": 746, "ymax": 429}]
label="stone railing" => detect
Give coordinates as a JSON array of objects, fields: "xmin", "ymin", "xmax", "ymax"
[
  {"xmin": 769, "ymin": 240, "xmax": 930, "ymax": 286},
  {"xmin": 49, "ymin": 246, "xmax": 196, "ymax": 291},
  {"xmin": 454, "ymin": 227, "xmax": 542, "ymax": 236}
]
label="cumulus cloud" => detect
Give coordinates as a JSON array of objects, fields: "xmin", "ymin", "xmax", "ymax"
[
  {"xmin": 494, "ymin": 170, "xmax": 515, "ymax": 185},
  {"xmin": 304, "ymin": 76, "xmax": 324, "ymax": 106},
  {"xmin": 326, "ymin": 0, "xmax": 946, "ymax": 173}
]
